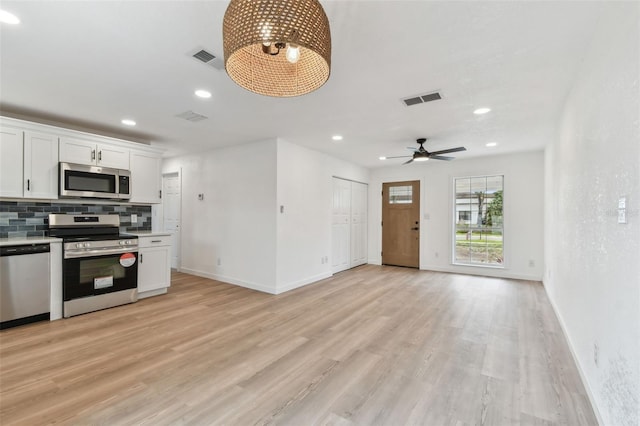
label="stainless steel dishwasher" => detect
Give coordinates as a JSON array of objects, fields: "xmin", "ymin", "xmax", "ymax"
[{"xmin": 0, "ymin": 243, "xmax": 50, "ymax": 329}]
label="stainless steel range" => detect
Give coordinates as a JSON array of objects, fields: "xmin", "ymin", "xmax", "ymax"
[{"xmin": 49, "ymin": 214, "xmax": 138, "ymax": 318}]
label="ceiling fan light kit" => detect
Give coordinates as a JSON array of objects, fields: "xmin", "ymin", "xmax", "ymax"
[{"xmin": 223, "ymin": 0, "xmax": 331, "ymax": 97}]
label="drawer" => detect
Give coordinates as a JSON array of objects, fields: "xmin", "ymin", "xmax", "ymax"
[{"xmin": 137, "ymin": 235, "xmax": 172, "ymax": 248}]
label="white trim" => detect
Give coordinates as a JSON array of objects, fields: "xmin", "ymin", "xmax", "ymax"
[
  {"xmin": 179, "ymin": 267, "xmax": 278, "ymax": 294},
  {"xmin": 543, "ymin": 280, "xmax": 604, "ymax": 426},
  {"xmin": 420, "ymin": 265, "xmax": 541, "ymax": 281},
  {"xmin": 276, "ymin": 272, "xmax": 332, "ymax": 294},
  {"xmin": 1, "ymin": 116, "xmax": 164, "ymax": 155}
]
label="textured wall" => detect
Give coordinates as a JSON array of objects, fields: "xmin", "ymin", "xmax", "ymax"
[
  {"xmin": 0, "ymin": 201, "xmax": 151, "ymax": 238},
  {"xmin": 544, "ymin": 3, "xmax": 640, "ymax": 425}
]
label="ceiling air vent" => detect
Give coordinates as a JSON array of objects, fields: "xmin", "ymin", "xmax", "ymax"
[
  {"xmin": 402, "ymin": 91, "xmax": 442, "ymax": 107},
  {"xmin": 191, "ymin": 48, "xmax": 224, "ymax": 70},
  {"xmin": 176, "ymin": 110, "xmax": 208, "ymax": 122}
]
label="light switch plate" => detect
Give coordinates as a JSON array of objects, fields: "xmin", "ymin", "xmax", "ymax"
[{"xmin": 618, "ymin": 209, "xmax": 627, "ymax": 224}]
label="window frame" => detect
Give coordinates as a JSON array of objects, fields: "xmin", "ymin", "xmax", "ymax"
[{"xmin": 451, "ymin": 174, "xmax": 505, "ymax": 269}]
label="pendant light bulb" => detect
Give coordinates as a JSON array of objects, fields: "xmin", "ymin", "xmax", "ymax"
[{"xmin": 286, "ymin": 44, "xmax": 300, "ymax": 63}]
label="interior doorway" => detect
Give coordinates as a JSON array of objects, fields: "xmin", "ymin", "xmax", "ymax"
[
  {"xmin": 382, "ymin": 180, "xmax": 420, "ymax": 268},
  {"xmin": 162, "ymin": 172, "xmax": 181, "ymax": 269}
]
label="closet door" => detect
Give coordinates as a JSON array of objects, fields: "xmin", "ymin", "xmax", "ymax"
[
  {"xmin": 331, "ymin": 177, "xmax": 351, "ymax": 273},
  {"xmin": 350, "ymin": 181, "xmax": 368, "ymax": 267}
]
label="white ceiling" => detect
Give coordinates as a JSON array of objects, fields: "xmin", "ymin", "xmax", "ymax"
[{"xmin": 0, "ymin": 1, "xmax": 605, "ymax": 168}]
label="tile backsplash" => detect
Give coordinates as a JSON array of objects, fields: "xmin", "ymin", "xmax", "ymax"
[{"xmin": 0, "ymin": 201, "xmax": 152, "ymax": 238}]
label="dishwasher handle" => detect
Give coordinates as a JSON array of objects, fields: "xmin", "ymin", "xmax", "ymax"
[{"xmin": 0, "ymin": 244, "xmax": 50, "ymax": 257}]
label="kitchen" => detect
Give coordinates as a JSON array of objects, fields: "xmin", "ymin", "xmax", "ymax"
[{"xmin": 0, "ymin": 116, "xmax": 172, "ymax": 327}]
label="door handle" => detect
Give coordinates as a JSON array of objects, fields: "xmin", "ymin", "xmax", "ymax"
[{"xmin": 411, "ymin": 227, "xmax": 419, "ymax": 230}]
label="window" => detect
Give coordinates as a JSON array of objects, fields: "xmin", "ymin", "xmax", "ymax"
[
  {"xmin": 389, "ymin": 185, "xmax": 413, "ymax": 204},
  {"xmin": 454, "ymin": 175, "xmax": 503, "ymax": 266}
]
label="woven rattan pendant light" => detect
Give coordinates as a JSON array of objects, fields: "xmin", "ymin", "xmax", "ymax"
[{"xmin": 223, "ymin": 0, "xmax": 331, "ymax": 97}]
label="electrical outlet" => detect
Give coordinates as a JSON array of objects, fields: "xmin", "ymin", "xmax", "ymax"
[
  {"xmin": 593, "ymin": 343, "xmax": 599, "ymax": 367},
  {"xmin": 131, "ymin": 214, "xmax": 137, "ymax": 224}
]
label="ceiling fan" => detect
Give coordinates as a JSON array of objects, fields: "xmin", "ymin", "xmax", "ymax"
[{"xmin": 384, "ymin": 138, "xmax": 466, "ymax": 164}]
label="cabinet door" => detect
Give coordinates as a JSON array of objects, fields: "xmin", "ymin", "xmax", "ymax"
[
  {"xmin": 350, "ymin": 182, "xmax": 368, "ymax": 267},
  {"xmin": 97, "ymin": 144, "xmax": 129, "ymax": 169},
  {"xmin": 24, "ymin": 131, "xmax": 59, "ymax": 199},
  {"xmin": 60, "ymin": 137, "xmax": 96, "ymax": 165},
  {"xmin": 138, "ymin": 246, "xmax": 171, "ymax": 293},
  {"xmin": 0, "ymin": 127, "xmax": 24, "ymax": 198},
  {"xmin": 331, "ymin": 177, "xmax": 351, "ymax": 273},
  {"xmin": 130, "ymin": 151, "xmax": 161, "ymax": 203}
]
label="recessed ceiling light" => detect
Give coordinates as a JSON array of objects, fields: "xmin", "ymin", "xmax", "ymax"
[
  {"xmin": 195, "ymin": 89, "xmax": 212, "ymax": 98},
  {"xmin": 474, "ymin": 107, "xmax": 491, "ymax": 115},
  {"xmin": 121, "ymin": 119, "xmax": 136, "ymax": 126},
  {"xmin": 0, "ymin": 10, "xmax": 20, "ymax": 25},
  {"xmin": 486, "ymin": 142, "xmax": 498, "ymax": 147},
  {"xmin": 332, "ymin": 135, "xmax": 343, "ymax": 141},
  {"xmin": 379, "ymin": 156, "xmax": 387, "ymax": 160}
]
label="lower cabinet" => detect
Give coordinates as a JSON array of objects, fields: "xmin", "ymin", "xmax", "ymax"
[{"xmin": 137, "ymin": 235, "xmax": 171, "ymax": 298}]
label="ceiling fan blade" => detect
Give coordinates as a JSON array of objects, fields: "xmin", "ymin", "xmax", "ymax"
[
  {"xmin": 430, "ymin": 147, "xmax": 466, "ymax": 155},
  {"xmin": 402, "ymin": 159, "xmax": 414, "ymax": 165},
  {"xmin": 430, "ymin": 155, "xmax": 455, "ymax": 161},
  {"xmin": 406, "ymin": 147, "xmax": 419, "ymax": 151},
  {"xmin": 385, "ymin": 155, "xmax": 412, "ymax": 159}
]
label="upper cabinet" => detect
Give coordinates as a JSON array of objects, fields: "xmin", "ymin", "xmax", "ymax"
[
  {"xmin": 24, "ymin": 131, "xmax": 59, "ymax": 199},
  {"xmin": 130, "ymin": 150, "xmax": 162, "ymax": 204},
  {"xmin": 60, "ymin": 137, "xmax": 130, "ymax": 169},
  {"xmin": 1, "ymin": 117, "xmax": 164, "ymax": 203},
  {"xmin": 0, "ymin": 127, "xmax": 24, "ymax": 198},
  {"xmin": 0, "ymin": 127, "xmax": 59, "ymax": 199}
]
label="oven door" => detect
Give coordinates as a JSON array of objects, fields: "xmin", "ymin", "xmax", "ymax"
[{"xmin": 63, "ymin": 251, "xmax": 138, "ymax": 302}]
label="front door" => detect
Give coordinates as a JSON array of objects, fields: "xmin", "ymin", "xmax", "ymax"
[{"xmin": 382, "ymin": 180, "xmax": 420, "ymax": 268}]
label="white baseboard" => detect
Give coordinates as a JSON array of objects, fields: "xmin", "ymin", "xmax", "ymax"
[
  {"xmin": 276, "ymin": 272, "xmax": 332, "ymax": 294},
  {"xmin": 543, "ymin": 279, "xmax": 604, "ymax": 426},
  {"xmin": 419, "ymin": 264, "xmax": 542, "ymax": 281},
  {"xmin": 179, "ymin": 267, "xmax": 278, "ymax": 294}
]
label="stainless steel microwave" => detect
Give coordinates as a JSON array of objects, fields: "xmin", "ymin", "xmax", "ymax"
[{"xmin": 59, "ymin": 162, "xmax": 131, "ymax": 200}]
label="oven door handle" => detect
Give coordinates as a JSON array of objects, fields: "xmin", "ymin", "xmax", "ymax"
[{"xmin": 64, "ymin": 247, "xmax": 138, "ymax": 259}]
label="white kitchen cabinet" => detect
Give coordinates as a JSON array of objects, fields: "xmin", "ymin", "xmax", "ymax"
[
  {"xmin": 0, "ymin": 127, "xmax": 59, "ymax": 199},
  {"xmin": 60, "ymin": 137, "xmax": 130, "ymax": 169},
  {"xmin": 137, "ymin": 234, "xmax": 171, "ymax": 298},
  {"xmin": 130, "ymin": 150, "xmax": 161, "ymax": 204},
  {"xmin": 24, "ymin": 131, "xmax": 59, "ymax": 199},
  {"xmin": 0, "ymin": 127, "xmax": 24, "ymax": 198}
]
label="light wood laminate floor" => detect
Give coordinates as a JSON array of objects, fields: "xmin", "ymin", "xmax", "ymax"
[{"xmin": 1, "ymin": 266, "xmax": 596, "ymax": 425}]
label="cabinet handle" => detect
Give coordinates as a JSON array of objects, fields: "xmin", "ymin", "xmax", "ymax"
[
  {"xmin": 140, "ymin": 253, "xmax": 143, "ymax": 263},
  {"xmin": 151, "ymin": 240, "xmax": 162, "ymax": 243},
  {"xmin": 159, "ymin": 190, "xmax": 162, "ymax": 199},
  {"xmin": 98, "ymin": 151, "xmax": 102, "ymax": 161},
  {"xmin": 27, "ymin": 179, "xmax": 30, "ymax": 191},
  {"xmin": 91, "ymin": 150, "xmax": 96, "ymax": 160}
]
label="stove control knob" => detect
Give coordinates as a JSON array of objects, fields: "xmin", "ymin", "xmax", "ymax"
[
  {"xmin": 126, "ymin": 240, "xmax": 132, "ymax": 245},
  {"xmin": 119, "ymin": 241, "xmax": 125, "ymax": 246},
  {"xmin": 76, "ymin": 243, "xmax": 83, "ymax": 249},
  {"xmin": 84, "ymin": 243, "xmax": 91, "ymax": 248}
]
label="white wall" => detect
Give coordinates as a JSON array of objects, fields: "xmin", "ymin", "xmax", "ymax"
[
  {"xmin": 369, "ymin": 151, "xmax": 544, "ymax": 280},
  {"xmin": 162, "ymin": 139, "xmax": 278, "ymax": 293},
  {"xmin": 544, "ymin": 3, "xmax": 640, "ymax": 425},
  {"xmin": 276, "ymin": 139, "xmax": 369, "ymax": 293},
  {"xmin": 161, "ymin": 138, "xmax": 368, "ymax": 295}
]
